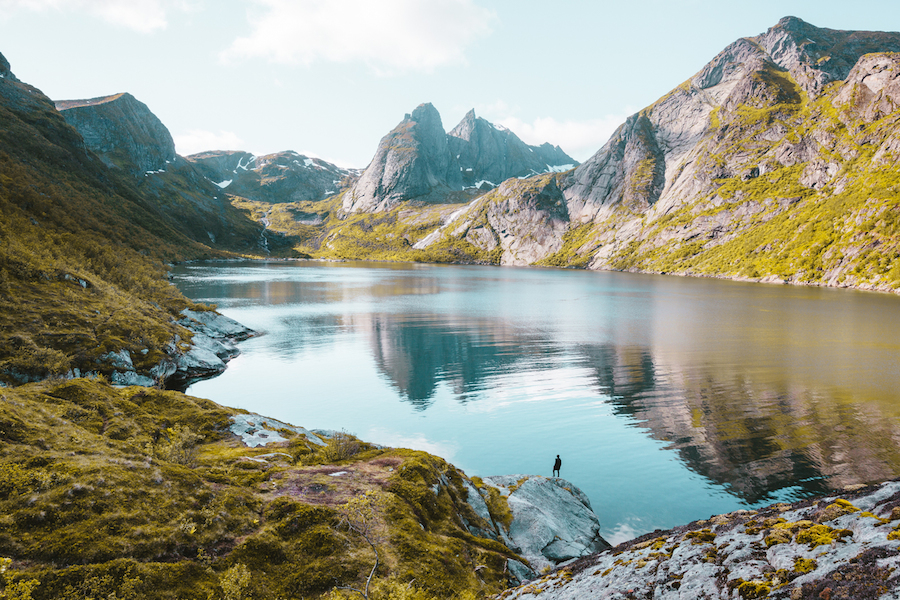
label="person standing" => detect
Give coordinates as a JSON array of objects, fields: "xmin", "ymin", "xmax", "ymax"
[{"xmin": 553, "ymin": 454, "xmax": 561, "ymax": 477}]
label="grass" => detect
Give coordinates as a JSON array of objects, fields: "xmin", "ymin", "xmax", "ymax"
[{"xmin": 0, "ymin": 379, "xmax": 524, "ymax": 599}]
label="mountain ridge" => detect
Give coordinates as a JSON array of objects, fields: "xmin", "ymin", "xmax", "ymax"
[{"xmin": 340, "ymin": 102, "xmax": 578, "ymax": 214}]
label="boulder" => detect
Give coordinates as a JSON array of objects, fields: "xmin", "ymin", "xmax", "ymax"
[
  {"xmin": 482, "ymin": 475, "xmax": 611, "ymax": 574},
  {"xmin": 179, "ymin": 308, "xmax": 257, "ymax": 342}
]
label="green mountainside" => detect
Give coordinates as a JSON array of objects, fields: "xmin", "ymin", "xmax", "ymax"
[
  {"xmin": 0, "ymin": 56, "xmax": 266, "ymax": 385},
  {"xmin": 243, "ymin": 18, "xmax": 900, "ymax": 294}
]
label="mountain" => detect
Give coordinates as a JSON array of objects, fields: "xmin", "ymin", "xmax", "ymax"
[
  {"xmin": 0, "ymin": 52, "xmax": 263, "ymax": 386},
  {"xmin": 449, "ymin": 109, "xmax": 575, "ymax": 188},
  {"xmin": 406, "ymin": 17, "xmax": 900, "ymax": 290},
  {"xmin": 55, "ymin": 93, "xmax": 176, "ymax": 175},
  {"xmin": 187, "ymin": 149, "xmax": 358, "ymax": 204},
  {"xmin": 340, "ymin": 103, "xmax": 577, "ymax": 214}
]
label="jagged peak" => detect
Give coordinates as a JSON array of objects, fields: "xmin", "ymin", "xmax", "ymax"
[{"xmin": 409, "ymin": 102, "xmax": 442, "ymax": 125}]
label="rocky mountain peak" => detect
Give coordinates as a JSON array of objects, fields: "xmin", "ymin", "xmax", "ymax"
[
  {"xmin": 0, "ymin": 52, "xmax": 18, "ymax": 82},
  {"xmin": 341, "ymin": 103, "xmax": 579, "ymax": 214},
  {"xmin": 340, "ymin": 102, "xmax": 465, "ymax": 214},
  {"xmin": 187, "ymin": 149, "xmax": 358, "ymax": 203},
  {"xmin": 56, "ymin": 92, "xmax": 176, "ymax": 175},
  {"xmin": 756, "ymin": 16, "xmax": 900, "ymax": 96}
]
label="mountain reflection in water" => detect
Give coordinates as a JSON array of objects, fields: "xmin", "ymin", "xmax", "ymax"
[{"xmin": 173, "ymin": 260, "xmax": 900, "ymax": 540}]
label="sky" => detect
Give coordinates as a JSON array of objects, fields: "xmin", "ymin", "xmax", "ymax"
[{"xmin": 1, "ymin": 0, "xmax": 899, "ymax": 168}]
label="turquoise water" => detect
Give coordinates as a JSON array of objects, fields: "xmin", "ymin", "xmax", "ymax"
[{"xmin": 172, "ymin": 260, "xmax": 900, "ymax": 543}]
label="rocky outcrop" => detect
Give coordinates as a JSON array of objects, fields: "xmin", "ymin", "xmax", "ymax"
[
  {"xmin": 99, "ymin": 309, "xmax": 258, "ymax": 390},
  {"xmin": 187, "ymin": 150, "xmax": 359, "ymax": 203},
  {"xmin": 0, "ymin": 52, "xmax": 17, "ymax": 82},
  {"xmin": 56, "ymin": 93, "xmax": 176, "ymax": 175},
  {"xmin": 342, "ymin": 103, "xmax": 463, "ymax": 213},
  {"xmin": 341, "ymin": 104, "xmax": 577, "ymax": 214},
  {"xmin": 499, "ymin": 480, "xmax": 900, "ymax": 598},
  {"xmin": 228, "ymin": 415, "xmax": 610, "ymax": 583},
  {"xmin": 448, "ymin": 109, "xmax": 575, "ymax": 189},
  {"xmin": 833, "ymin": 52, "xmax": 900, "ymax": 123},
  {"xmin": 481, "ymin": 475, "xmax": 610, "ymax": 575},
  {"xmin": 414, "ymin": 172, "xmax": 570, "ymax": 266},
  {"xmin": 757, "ymin": 16, "xmax": 900, "ymax": 97}
]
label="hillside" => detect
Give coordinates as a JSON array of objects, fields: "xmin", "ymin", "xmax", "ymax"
[
  {"xmin": 0, "ymin": 378, "xmax": 613, "ymax": 600},
  {"xmin": 239, "ymin": 17, "xmax": 900, "ymax": 293},
  {"xmin": 0, "ymin": 53, "xmax": 262, "ymax": 386}
]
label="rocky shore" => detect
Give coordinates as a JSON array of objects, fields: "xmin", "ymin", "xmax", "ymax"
[{"xmin": 497, "ymin": 480, "xmax": 900, "ymax": 599}]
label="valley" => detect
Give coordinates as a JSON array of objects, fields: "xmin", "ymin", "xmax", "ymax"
[{"xmin": 1, "ymin": 14, "xmax": 900, "ymax": 600}]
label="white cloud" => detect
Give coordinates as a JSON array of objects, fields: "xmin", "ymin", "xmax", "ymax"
[
  {"xmin": 0, "ymin": 0, "xmax": 191, "ymax": 32},
  {"xmin": 221, "ymin": 0, "xmax": 495, "ymax": 73},
  {"xmin": 173, "ymin": 129, "xmax": 245, "ymax": 156},
  {"xmin": 495, "ymin": 113, "xmax": 632, "ymax": 162}
]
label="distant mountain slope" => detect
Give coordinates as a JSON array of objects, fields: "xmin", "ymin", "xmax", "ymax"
[
  {"xmin": 187, "ymin": 149, "xmax": 359, "ymax": 204},
  {"xmin": 56, "ymin": 93, "xmax": 176, "ymax": 175},
  {"xmin": 55, "ymin": 93, "xmax": 264, "ymax": 250},
  {"xmin": 0, "ymin": 52, "xmax": 260, "ymax": 385},
  {"xmin": 340, "ymin": 103, "xmax": 577, "ymax": 214},
  {"xmin": 406, "ymin": 17, "xmax": 900, "ymax": 291},
  {"xmin": 449, "ymin": 109, "xmax": 575, "ymax": 189}
]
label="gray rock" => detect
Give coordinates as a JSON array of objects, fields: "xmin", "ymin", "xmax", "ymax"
[
  {"xmin": 483, "ymin": 475, "xmax": 610, "ymax": 573},
  {"xmin": 110, "ymin": 371, "xmax": 155, "ymax": 387},
  {"xmin": 101, "ymin": 349, "xmax": 133, "ymax": 371},
  {"xmin": 230, "ymin": 413, "xmax": 326, "ymax": 447},
  {"xmin": 179, "ymin": 308, "xmax": 257, "ymax": 341},
  {"xmin": 55, "ymin": 93, "xmax": 176, "ymax": 175},
  {"xmin": 506, "ymin": 559, "xmax": 537, "ymax": 584},
  {"xmin": 342, "ymin": 103, "xmax": 577, "ymax": 214}
]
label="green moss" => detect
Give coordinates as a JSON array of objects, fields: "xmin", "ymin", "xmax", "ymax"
[
  {"xmin": 736, "ymin": 579, "xmax": 771, "ymax": 599},
  {"xmin": 794, "ymin": 557, "xmax": 817, "ymax": 574},
  {"xmin": 684, "ymin": 528, "xmax": 716, "ymax": 544},
  {"xmin": 795, "ymin": 524, "xmax": 843, "ymax": 548},
  {"xmin": 535, "ymin": 222, "xmax": 598, "ymax": 268}
]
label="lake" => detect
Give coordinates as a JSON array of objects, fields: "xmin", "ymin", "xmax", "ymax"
[{"xmin": 171, "ymin": 260, "xmax": 900, "ymax": 544}]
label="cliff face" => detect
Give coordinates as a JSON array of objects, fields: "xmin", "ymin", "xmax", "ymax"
[
  {"xmin": 56, "ymin": 93, "xmax": 176, "ymax": 175},
  {"xmin": 342, "ymin": 103, "xmax": 464, "ymax": 213},
  {"xmin": 187, "ymin": 150, "xmax": 358, "ymax": 204},
  {"xmin": 341, "ymin": 103, "xmax": 577, "ymax": 214},
  {"xmin": 553, "ymin": 17, "xmax": 900, "ymax": 290},
  {"xmin": 448, "ymin": 109, "xmax": 575, "ymax": 189}
]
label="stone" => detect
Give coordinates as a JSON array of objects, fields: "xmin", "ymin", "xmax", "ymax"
[{"xmin": 482, "ymin": 475, "xmax": 610, "ymax": 573}]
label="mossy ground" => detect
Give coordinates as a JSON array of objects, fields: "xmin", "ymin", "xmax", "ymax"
[{"xmin": 0, "ymin": 379, "xmax": 521, "ymax": 599}]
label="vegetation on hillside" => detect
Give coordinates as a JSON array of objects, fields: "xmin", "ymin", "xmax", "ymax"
[
  {"xmin": 0, "ymin": 75, "xmax": 264, "ymax": 385},
  {"xmin": 0, "ymin": 379, "xmax": 520, "ymax": 600}
]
